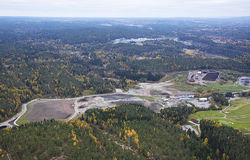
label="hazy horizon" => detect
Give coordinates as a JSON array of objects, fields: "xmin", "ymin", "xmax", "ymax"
[
  {"xmin": 1, "ymin": 15, "xmax": 250, "ymax": 19},
  {"xmin": 0, "ymin": 0, "xmax": 249, "ymax": 18}
]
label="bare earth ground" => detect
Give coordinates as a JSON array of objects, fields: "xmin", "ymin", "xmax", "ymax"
[
  {"xmin": 77, "ymin": 93, "xmax": 163, "ymax": 113},
  {"xmin": 75, "ymin": 81, "xmax": 195, "ymax": 115},
  {"xmin": 127, "ymin": 81, "xmax": 194, "ymax": 96},
  {"xmin": 26, "ymin": 100, "xmax": 74, "ymax": 122},
  {"xmin": 0, "ymin": 77, "xmax": 201, "ymax": 126}
]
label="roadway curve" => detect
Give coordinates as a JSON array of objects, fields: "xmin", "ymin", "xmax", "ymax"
[
  {"xmin": 0, "ymin": 92, "xmax": 131, "ymax": 127},
  {"xmin": 0, "ymin": 80, "xmax": 192, "ymax": 128},
  {"xmin": 0, "ymin": 99, "xmax": 38, "ymax": 128}
]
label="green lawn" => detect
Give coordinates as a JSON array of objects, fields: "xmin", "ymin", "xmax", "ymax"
[
  {"xmin": 204, "ymin": 83, "xmax": 249, "ymax": 92},
  {"xmin": 225, "ymin": 98, "xmax": 250, "ymax": 117},
  {"xmin": 169, "ymin": 72, "xmax": 249, "ymax": 93},
  {"xmin": 189, "ymin": 98, "xmax": 250, "ymax": 133}
]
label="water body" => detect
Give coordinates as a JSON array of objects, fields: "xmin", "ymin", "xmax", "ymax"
[
  {"xmin": 112, "ymin": 36, "xmax": 192, "ymax": 46},
  {"xmin": 112, "ymin": 36, "xmax": 168, "ymax": 44}
]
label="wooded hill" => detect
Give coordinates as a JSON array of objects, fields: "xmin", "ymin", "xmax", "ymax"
[{"xmin": 0, "ymin": 104, "xmax": 249, "ymax": 160}]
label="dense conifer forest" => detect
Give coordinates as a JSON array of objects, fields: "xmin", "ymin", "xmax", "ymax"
[{"xmin": 1, "ymin": 104, "xmax": 249, "ymax": 159}]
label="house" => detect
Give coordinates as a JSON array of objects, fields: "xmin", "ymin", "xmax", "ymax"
[
  {"xmin": 191, "ymin": 119, "xmax": 199, "ymax": 124},
  {"xmin": 199, "ymin": 98, "xmax": 208, "ymax": 102}
]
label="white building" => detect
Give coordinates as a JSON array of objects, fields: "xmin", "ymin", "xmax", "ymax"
[{"xmin": 199, "ymin": 98, "xmax": 208, "ymax": 102}]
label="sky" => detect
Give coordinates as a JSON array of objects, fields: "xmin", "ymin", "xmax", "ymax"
[{"xmin": 0, "ymin": 0, "xmax": 249, "ymax": 18}]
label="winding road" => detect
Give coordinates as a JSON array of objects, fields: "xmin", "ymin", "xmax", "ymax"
[
  {"xmin": 0, "ymin": 92, "xmax": 137, "ymax": 128},
  {"xmin": 0, "ymin": 81, "xmax": 179, "ymax": 128},
  {"xmin": 0, "ymin": 99, "xmax": 39, "ymax": 128}
]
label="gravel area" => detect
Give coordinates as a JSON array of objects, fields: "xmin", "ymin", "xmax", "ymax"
[{"xmin": 26, "ymin": 100, "xmax": 74, "ymax": 122}]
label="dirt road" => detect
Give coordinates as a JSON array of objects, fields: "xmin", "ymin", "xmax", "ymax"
[{"xmin": 0, "ymin": 80, "xmax": 195, "ymax": 127}]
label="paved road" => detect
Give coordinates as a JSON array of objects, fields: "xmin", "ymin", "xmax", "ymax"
[
  {"xmin": 13, "ymin": 99, "xmax": 39, "ymax": 126},
  {"xmin": 0, "ymin": 121, "xmax": 12, "ymax": 128},
  {"xmin": 0, "ymin": 99, "xmax": 39, "ymax": 128},
  {"xmin": 0, "ymin": 82, "xmax": 197, "ymax": 128},
  {"xmin": 0, "ymin": 92, "xmax": 132, "ymax": 127},
  {"xmin": 65, "ymin": 98, "xmax": 80, "ymax": 121},
  {"xmin": 181, "ymin": 125, "xmax": 199, "ymax": 135}
]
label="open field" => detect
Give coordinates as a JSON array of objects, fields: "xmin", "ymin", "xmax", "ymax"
[
  {"xmin": 224, "ymin": 98, "xmax": 250, "ymax": 118},
  {"xmin": 204, "ymin": 83, "xmax": 249, "ymax": 92},
  {"xmin": 189, "ymin": 98, "xmax": 250, "ymax": 133},
  {"xmin": 168, "ymin": 71, "xmax": 250, "ymax": 92},
  {"xmin": 19, "ymin": 100, "xmax": 75, "ymax": 123}
]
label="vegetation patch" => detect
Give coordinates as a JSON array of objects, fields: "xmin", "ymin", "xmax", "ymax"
[
  {"xmin": 0, "ymin": 120, "xmax": 140, "ymax": 160},
  {"xmin": 200, "ymin": 120, "xmax": 250, "ymax": 160},
  {"xmin": 169, "ymin": 71, "xmax": 250, "ymax": 93},
  {"xmin": 205, "ymin": 83, "xmax": 249, "ymax": 92},
  {"xmin": 1, "ymin": 103, "xmax": 249, "ymax": 160},
  {"xmin": 16, "ymin": 104, "xmax": 30, "ymax": 125},
  {"xmin": 189, "ymin": 98, "xmax": 250, "ymax": 132}
]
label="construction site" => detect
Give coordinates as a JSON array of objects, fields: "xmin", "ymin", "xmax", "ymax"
[
  {"xmin": 1, "ymin": 74, "xmax": 213, "ymax": 127},
  {"xmin": 188, "ymin": 70, "xmax": 221, "ymax": 85}
]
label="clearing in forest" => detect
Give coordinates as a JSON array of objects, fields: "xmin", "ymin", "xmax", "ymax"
[
  {"xmin": 168, "ymin": 71, "xmax": 250, "ymax": 92},
  {"xmin": 26, "ymin": 100, "xmax": 75, "ymax": 122},
  {"xmin": 189, "ymin": 98, "xmax": 250, "ymax": 133}
]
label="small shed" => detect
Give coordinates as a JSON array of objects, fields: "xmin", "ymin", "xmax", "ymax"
[
  {"xmin": 191, "ymin": 119, "xmax": 199, "ymax": 124},
  {"xmin": 199, "ymin": 98, "xmax": 208, "ymax": 102}
]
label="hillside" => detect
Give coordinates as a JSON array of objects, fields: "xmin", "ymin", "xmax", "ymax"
[{"xmin": 0, "ymin": 104, "xmax": 249, "ymax": 160}]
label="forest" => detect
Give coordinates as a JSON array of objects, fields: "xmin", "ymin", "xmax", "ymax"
[
  {"xmin": 0, "ymin": 103, "xmax": 249, "ymax": 159},
  {"xmin": 160, "ymin": 105, "xmax": 219, "ymax": 125},
  {"xmin": 0, "ymin": 17, "xmax": 250, "ymax": 122}
]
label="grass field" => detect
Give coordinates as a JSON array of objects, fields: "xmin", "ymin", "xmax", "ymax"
[
  {"xmin": 189, "ymin": 98, "xmax": 250, "ymax": 133},
  {"xmin": 165, "ymin": 71, "xmax": 200, "ymax": 92},
  {"xmin": 16, "ymin": 104, "xmax": 30, "ymax": 125},
  {"xmin": 204, "ymin": 83, "xmax": 249, "ymax": 92},
  {"xmin": 168, "ymin": 71, "xmax": 249, "ymax": 93}
]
